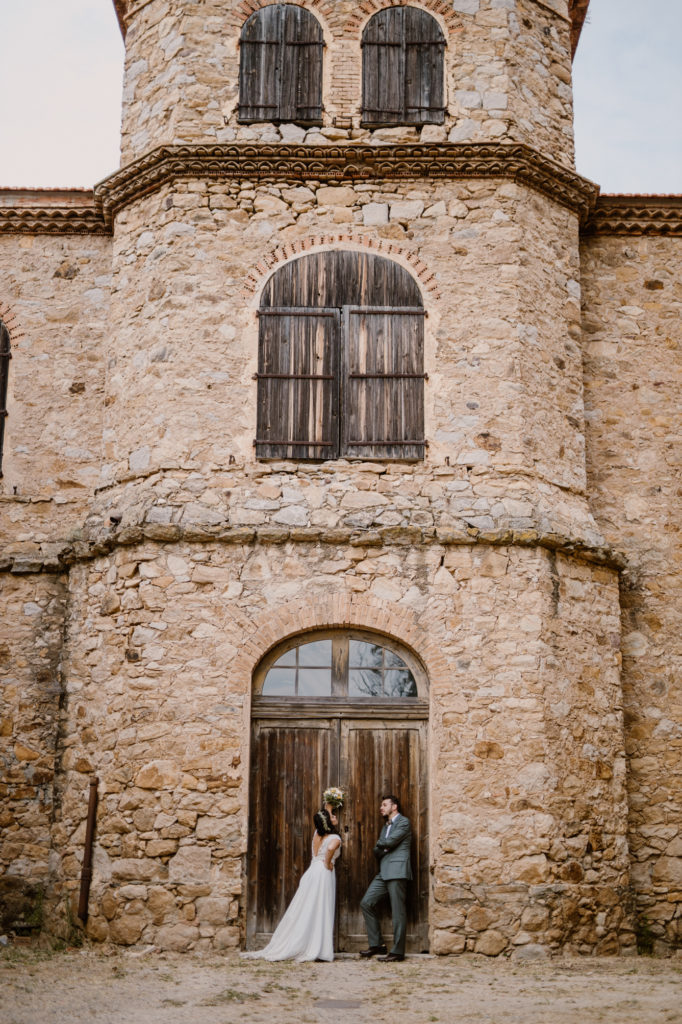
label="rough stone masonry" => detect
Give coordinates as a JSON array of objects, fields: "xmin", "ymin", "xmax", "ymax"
[{"xmin": 0, "ymin": 0, "xmax": 680, "ymax": 957}]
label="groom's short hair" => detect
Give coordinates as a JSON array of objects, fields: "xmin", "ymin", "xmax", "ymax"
[{"xmin": 382, "ymin": 794, "xmax": 401, "ymax": 812}]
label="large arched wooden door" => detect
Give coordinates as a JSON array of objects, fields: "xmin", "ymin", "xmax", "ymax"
[{"xmin": 247, "ymin": 630, "xmax": 429, "ymax": 952}]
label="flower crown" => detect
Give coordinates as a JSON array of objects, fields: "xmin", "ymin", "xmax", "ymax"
[{"xmin": 323, "ymin": 787, "xmax": 346, "ymax": 809}]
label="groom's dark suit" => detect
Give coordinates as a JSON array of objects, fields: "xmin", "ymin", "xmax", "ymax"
[{"xmin": 361, "ymin": 813, "xmax": 412, "ymax": 957}]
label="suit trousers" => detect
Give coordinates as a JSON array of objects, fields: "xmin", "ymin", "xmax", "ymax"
[{"xmin": 360, "ymin": 874, "xmax": 408, "ymax": 956}]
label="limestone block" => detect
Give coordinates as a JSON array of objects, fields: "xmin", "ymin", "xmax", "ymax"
[
  {"xmin": 467, "ymin": 905, "xmax": 495, "ymax": 932},
  {"xmin": 652, "ymin": 857, "xmax": 682, "ymax": 888},
  {"xmin": 389, "ymin": 200, "xmax": 424, "ymax": 221},
  {"xmin": 254, "ymin": 195, "xmax": 288, "ymax": 216},
  {"xmin": 362, "ymin": 203, "xmax": 388, "ymax": 226},
  {"xmin": 135, "ymin": 761, "xmax": 181, "ymax": 790},
  {"xmin": 475, "ymin": 930, "xmax": 507, "ymax": 956},
  {"xmin": 148, "ymin": 886, "xmax": 177, "ymax": 924},
  {"xmin": 168, "ymin": 846, "xmax": 211, "ymax": 884},
  {"xmin": 316, "ymin": 187, "xmax": 356, "ymax": 207},
  {"xmin": 513, "ymin": 855, "xmax": 550, "ymax": 884},
  {"xmin": 214, "ymin": 926, "xmax": 241, "ymax": 949},
  {"xmin": 456, "ymin": 91, "xmax": 482, "ymax": 109},
  {"xmin": 512, "ymin": 943, "xmax": 549, "ymax": 961},
  {"xmin": 195, "ymin": 896, "xmax": 230, "ymax": 925},
  {"xmin": 111, "ymin": 858, "xmax": 161, "ymax": 882},
  {"xmin": 432, "ymin": 929, "xmax": 467, "ymax": 954},
  {"xmin": 521, "ymin": 905, "xmax": 550, "ymax": 932},
  {"xmin": 109, "ymin": 913, "xmax": 145, "ymax": 946},
  {"xmin": 155, "ymin": 922, "xmax": 200, "ymax": 951}
]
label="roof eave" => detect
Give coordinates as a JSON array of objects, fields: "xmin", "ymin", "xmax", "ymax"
[
  {"xmin": 113, "ymin": 0, "xmax": 127, "ymax": 39},
  {"xmin": 570, "ymin": 0, "xmax": 591, "ymax": 59}
]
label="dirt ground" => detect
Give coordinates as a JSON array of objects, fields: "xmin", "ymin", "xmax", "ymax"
[{"xmin": 2, "ymin": 948, "xmax": 682, "ymax": 1024}]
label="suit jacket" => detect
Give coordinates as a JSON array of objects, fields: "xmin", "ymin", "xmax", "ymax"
[{"xmin": 373, "ymin": 813, "xmax": 413, "ymax": 881}]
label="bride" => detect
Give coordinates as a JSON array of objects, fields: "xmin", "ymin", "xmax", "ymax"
[{"xmin": 243, "ymin": 808, "xmax": 342, "ymax": 962}]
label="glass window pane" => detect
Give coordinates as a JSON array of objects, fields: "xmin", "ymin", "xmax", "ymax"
[
  {"xmin": 262, "ymin": 667, "xmax": 296, "ymax": 695},
  {"xmin": 385, "ymin": 649, "xmax": 407, "ymax": 669},
  {"xmin": 349, "ymin": 668, "xmax": 383, "ymax": 696},
  {"xmin": 385, "ymin": 669, "xmax": 417, "ymax": 697},
  {"xmin": 272, "ymin": 648, "xmax": 296, "ymax": 667},
  {"xmin": 298, "ymin": 639, "xmax": 332, "ymax": 667},
  {"xmin": 349, "ymin": 640, "xmax": 383, "ymax": 669},
  {"xmin": 298, "ymin": 668, "xmax": 332, "ymax": 696}
]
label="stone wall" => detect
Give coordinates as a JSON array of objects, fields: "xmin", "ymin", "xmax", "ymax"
[
  {"xmin": 0, "ymin": 231, "xmax": 112, "ymax": 546},
  {"xmin": 581, "ymin": 233, "xmax": 682, "ymax": 952},
  {"xmin": 46, "ymin": 536, "xmax": 628, "ymax": 954},
  {"xmin": 101, "ymin": 177, "xmax": 589, "ymax": 514},
  {"xmin": 0, "ymin": 571, "xmax": 67, "ymax": 936},
  {"xmin": 119, "ymin": 0, "xmax": 575, "ymax": 167}
]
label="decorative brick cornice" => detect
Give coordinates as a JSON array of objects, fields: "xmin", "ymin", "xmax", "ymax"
[
  {"xmin": 0, "ymin": 189, "xmax": 107, "ymax": 236},
  {"xmin": 93, "ymin": 142, "xmax": 599, "ymax": 227},
  {"xmin": 584, "ymin": 195, "xmax": 682, "ymax": 237}
]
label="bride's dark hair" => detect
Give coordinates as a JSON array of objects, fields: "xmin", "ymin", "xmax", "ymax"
[{"xmin": 314, "ymin": 808, "xmax": 338, "ymax": 837}]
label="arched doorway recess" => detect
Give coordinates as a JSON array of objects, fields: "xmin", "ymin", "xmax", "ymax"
[{"xmin": 248, "ymin": 629, "xmax": 429, "ymax": 952}]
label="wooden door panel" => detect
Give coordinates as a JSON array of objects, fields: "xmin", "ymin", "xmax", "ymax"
[
  {"xmin": 247, "ymin": 719, "xmax": 337, "ymax": 947},
  {"xmin": 338, "ymin": 719, "xmax": 429, "ymax": 952}
]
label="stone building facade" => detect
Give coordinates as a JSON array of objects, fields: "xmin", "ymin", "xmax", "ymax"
[{"xmin": 0, "ymin": 0, "xmax": 680, "ymax": 956}]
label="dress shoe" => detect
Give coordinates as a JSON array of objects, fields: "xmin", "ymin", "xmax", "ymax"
[
  {"xmin": 377, "ymin": 952, "xmax": 405, "ymax": 962},
  {"xmin": 359, "ymin": 945, "xmax": 387, "ymax": 958}
]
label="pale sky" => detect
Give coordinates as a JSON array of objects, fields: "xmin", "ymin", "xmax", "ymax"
[{"xmin": 0, "ymin": 0, "xmax": 679, "ymax": 194}]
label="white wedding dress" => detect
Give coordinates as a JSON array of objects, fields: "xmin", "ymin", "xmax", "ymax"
[{"xmin": 243, "ymin": 833, "xmax": 341, "ymax": 962}]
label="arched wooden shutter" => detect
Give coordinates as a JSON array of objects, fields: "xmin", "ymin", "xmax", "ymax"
[
  {"xmin": 362, "ymin": 6, "xmax": 445, "ymax": 125},
  {"xmin": 239, "ymin": 5, "xmax": 323, "ymax": 124},
  {"xmin": 343, "ymin": 307, "xmax": 425, "ymax": 460},
  {"xmin": 256, "ymin": 308, "xmax": 339, "ymax": 460},
  {"xmin": 404, "ymin": 6, "xmax": 445, "ymax": 124},
  {"xmin": 0, "ymin": 320, "xmax": 10, "ymax": 478}
]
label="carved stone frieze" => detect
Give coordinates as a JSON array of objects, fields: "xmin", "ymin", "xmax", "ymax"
[
  {"xmin": 585, "ymin": 194, "xmax": 682, "ymax": 236},
  {"xmin": 1, "ymin": 144, "xmax": 679, "ymax": 238},
  {"xmin": 93, "ymin": 142, "xmax": 600, "ymax": 227}
]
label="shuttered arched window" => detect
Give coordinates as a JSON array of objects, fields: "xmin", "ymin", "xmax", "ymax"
[
  {"xmin": 256, "ymin": 252, "xmax": 425, "ymax": 462},
  {"xmin": 362, "ymin": 6, "xmax": 445, "ymax": 126},
  {"xmin": 0, "ymin": 320, "xmax": 10, "ymax": 478},
  {"xmin": 239, "ymin": 5, "xmax": 324, "ymax": 124}
]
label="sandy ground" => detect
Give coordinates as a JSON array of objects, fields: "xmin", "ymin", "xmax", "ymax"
[{"xmin": 2, "ymin": 947, "xmax": 682, "ymax": 1024}]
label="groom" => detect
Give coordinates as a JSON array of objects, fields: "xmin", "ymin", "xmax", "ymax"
[{"xmin": 360, "ymin": 794, "xmax": 412, "ymax": 962}]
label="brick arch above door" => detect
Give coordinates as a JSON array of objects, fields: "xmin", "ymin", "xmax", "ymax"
[{"xmin": 244, "ymin": 233, "xmax": 441, "ymax": 301}]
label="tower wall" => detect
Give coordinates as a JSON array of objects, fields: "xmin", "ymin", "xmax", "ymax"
[
  {"xmin": 581, "ymin": 232, "xmax": 682, "ymax": 952},
  {"xmin": 119, "ymin": 0, "xmax": 575, "ymax": 167}
]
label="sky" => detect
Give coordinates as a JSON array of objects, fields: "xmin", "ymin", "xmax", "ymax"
[{"xmin": 0, "ymin": 0, "xmax": 679, "ymax": 194}]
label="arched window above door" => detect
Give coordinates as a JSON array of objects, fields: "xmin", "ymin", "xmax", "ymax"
[
  {"xmin": 239, "ymin": 5, "xmax": 324, "ymax": 124},
  {"xmin": 256, "ymin": 251, "xmax": 426, "ymax": 462},
  {"xmin": 362, "ymin": 7, "xmax": 445, "ymax": 126},
  {"xmin": 256, "ymin": 630, "xmax": 425, "ymax": 699}
]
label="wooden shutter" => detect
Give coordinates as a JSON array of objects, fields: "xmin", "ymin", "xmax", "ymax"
[
  {"xmin": 256, "ymin": 308, "xmax": 339, "ymax": 460},
  {"xmin": 404, "ymin": 6, "xmax": 445, "ymax": 124},
  {"xmin": 362, "ymin": 7, "xmax": 404, "ymax": 124},
  {"xmin": 281, "ymin": 5, "xmax": 324, "ymax": 123},
  {"xmin": 362, "ymin": 6, "xmax": 445, "ymax": 125},
  {"xmin": 239, "ymin": 6, "xmax": 282, "ymax": 122},
  {"xmin": 239, "ymin": 5, "xmax": 323, "ymax": 124},
  {"xmin": 343, "ymin": 307, "xmax": 425, "ymax": 460},
  {"xmin": 0, "ymin": 321, "xmax": 10, "ymax": 479}
]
